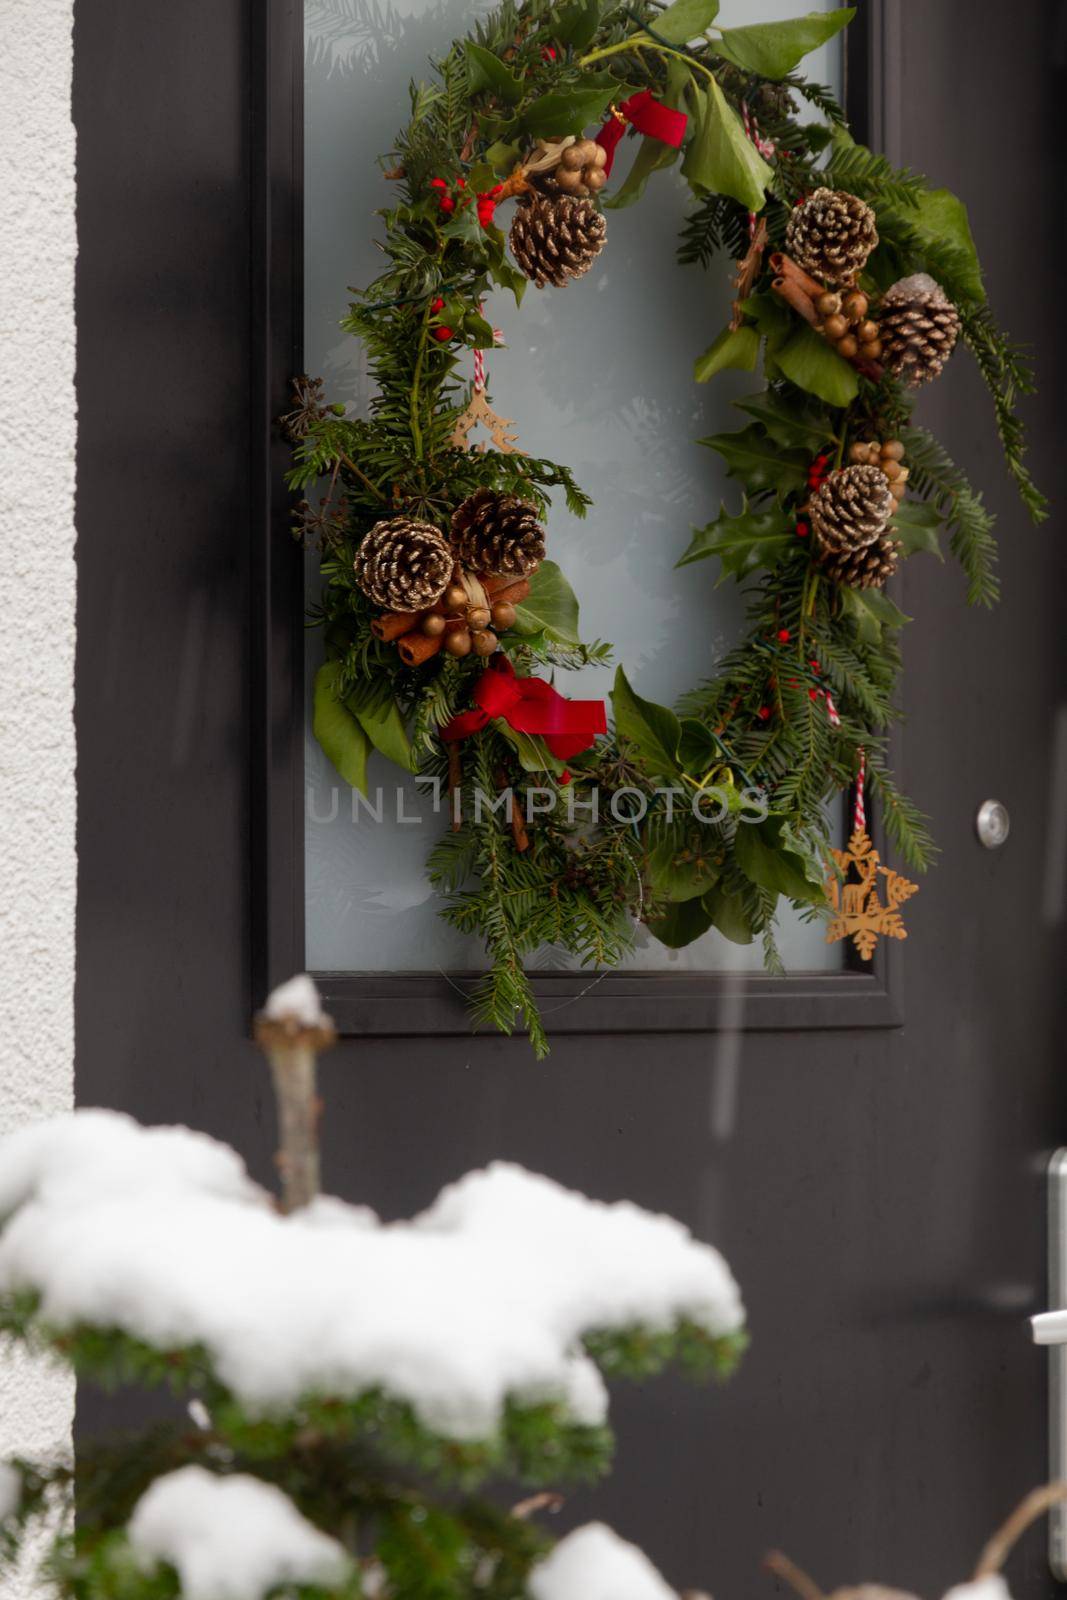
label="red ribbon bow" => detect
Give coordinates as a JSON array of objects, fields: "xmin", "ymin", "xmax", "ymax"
[
  {"xmin": 441, "ymin": 656, "xmax": 607, "ymax": 760},
  {"xmin": 595, "ymin": 91, "xmax": 688, "ymax": 177}
]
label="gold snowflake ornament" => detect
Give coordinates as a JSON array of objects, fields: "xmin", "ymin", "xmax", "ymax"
[{"xmin": 825, "ymin": 827, "xmax": 918, "ymax": 960}]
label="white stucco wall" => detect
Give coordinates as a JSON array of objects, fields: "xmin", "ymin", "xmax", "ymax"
[{"xmin": 0, "ymin": 0, "xmax": 78, "ymax": 1585}]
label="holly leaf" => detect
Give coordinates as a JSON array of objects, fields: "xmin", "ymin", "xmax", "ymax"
[
  {"xmin": 484, "ymin": 139, "xmax": 522, "ymax": 174},
  {"xmin": 773, "ymin": 323, "xmax": 859, "ymax": 407},
  {"xmin": 699, "ymin": 423, "xmax": 809, "ymax": 498},
  {"xmin": 511, "ymin": 560, "xmax": 580, "ymax": 644},
  {"xmin": 349, "ymin": 688, "xmax": 414, "ymax": 773},
  {"xmin": 677, "ymin": 499, "xmax": 794, "ymax": 576},
  {"xmin": 734, "ymin": 389, "xmax": 836, "ymax": 453},
  {"xmin": 464, "ymin": 41, "xmax": 523, "ymax": 103},
  {"xmin": 519, "ymin": 80, "xmax": 620, "ymax": 137},
  {"xmin": 890, "ymin": 498, "xmax": 944, "ymax": 559},
  {"xmin": 735, "ymin": 817, "xmax": 824, "ymax": 903},
  {"xmin": 647, "ymin": 895, "xmax": 714, "ymax": 948},
  {"xmin": 554, "ymin": 0, "xmax": 602, "ymax": 50},
  {"xmin": 715, "ymin": 9, "xmax": 855, "ymax": 79},
  {"xmin": 313, "ymin": 661, "xmax": 370, "ymax": 794},
  {"xmin": 703, "ymin": 883, "xmax": 755, "ymax": 944},
  {"xmin": 739, "ymin": 289, "xmax": 793, "ymax": 358},
  {"xmin": 676, "ymin": 717, "xmax": 718, "ymax": 776},
  {"xmin": 612, "ymin": 666, "xmax": 682, "ymax": 780},
  {"xmin": 653, "ymin": 0, "xmax": 720, "ymax": 45},
  {"xmin": 681, "ymin": 76, "xmax": 773, "ymax": 211},
  {"xmin": 693, "ymin": 324, "xmax": 760, "ymax": 382},
  {"xmin": 839, "ymin": 584, "xmax": 911, "ymax": 644}
]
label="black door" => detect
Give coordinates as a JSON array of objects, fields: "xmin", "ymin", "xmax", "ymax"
[{"xmin": 74, "ymin": 2, "xmax": 1067, "ymax": 1597}]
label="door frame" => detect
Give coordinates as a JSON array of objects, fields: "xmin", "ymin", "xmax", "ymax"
[{"xmin": 250, "ymin": 0, "xmax": 904, "ymax": 1039}]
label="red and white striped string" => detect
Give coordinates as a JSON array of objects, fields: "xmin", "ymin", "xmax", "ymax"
[
  {"xmin": 853, "ymin": 748, "xmax": 866, "ymax": 835},
  {"xmin": 472, "ymin": 306, "xmax": 505, "ymax": 393},
  {"xmin": 740, "ymin": 99, "xmax": 777, "ymax": 238}
]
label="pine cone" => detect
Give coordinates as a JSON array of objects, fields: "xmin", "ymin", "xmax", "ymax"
[
  {"xmin": 785, "ymin": 187, "xmax": 878, "ymax": 286},
  {"xmin": 451, "ymin": 489, "xmax": 546, "ymax": 578},
  {"xmin": 509, "ymin": 193, "xmax": 606, "ymax": 289},
  {"xmin": 818, "ymin": 532, "xmax": 902, "ymax": 590},
  {"xmin": 809, "ymin": 464, "xmax": 894, "ymax": 554},
  {"xmin": 878, "ymin": 274, "xmax": 961, "ymax": 387},
  {"xmin": 353, "ymin": 517, "xmax": 453, "ymax": 611}
]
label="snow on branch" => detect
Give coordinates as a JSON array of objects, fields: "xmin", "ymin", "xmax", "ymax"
[
  {"xmin": 127, "ymin": 1467, "xmax": 351, "ymax": 1600},
  {"xmin": 530, "ymin": 1523, "xmax": 680, "ymax": 1600},
  {"xmin": 0, "ymin": 1112, "xmax": 745, "ymax": 1452}
]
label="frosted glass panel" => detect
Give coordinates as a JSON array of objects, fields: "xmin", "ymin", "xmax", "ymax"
[{"xmin": 304, "ymin": 0, "xmax": 844, "ymax": 974}]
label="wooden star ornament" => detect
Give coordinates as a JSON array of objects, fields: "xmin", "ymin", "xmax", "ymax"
[{"xmin": 824, "ymin": 827, "xmax": 918, "ymax": 960}]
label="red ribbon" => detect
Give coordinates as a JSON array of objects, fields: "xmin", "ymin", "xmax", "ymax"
[
  {"xmin": 595, "ymin": 91, "xmax": 688, "ymax": 177},
  {"xmin": 441, "ymin": 656, "xmax": 607, "ymax": 760}
]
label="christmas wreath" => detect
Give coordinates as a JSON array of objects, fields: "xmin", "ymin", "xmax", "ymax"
[{"xmin": 287, "ymin": 0, "xmax": 1044, "ymax": 1055}]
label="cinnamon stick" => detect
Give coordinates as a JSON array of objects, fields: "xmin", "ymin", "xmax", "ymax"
[
  {"xmin": 772, "ymin": 275, "xmax": 819, "ymax": 327},
  {"xmin": 731, "ymin": 216, "xmax": 768, "ymax": 331},
  {"xmin": 769, "ymin": 252, "xmax": 825, "ymax": 301},
  {"xmin": 372, "ymin": 610, "xmax": 421, "ymax": 642},
  {"xmin": 484, "ymin": 576, "xmax": 531, "ymax": 606},
  {"xmin": 397, "ymin": 630, "xmax": 443, "ymax": 667}
]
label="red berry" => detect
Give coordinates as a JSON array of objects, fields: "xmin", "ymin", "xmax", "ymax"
[
  {"xmin": 434, "ymin": 326, "xmax": 452, "ymax": 342},
  {"xmin": 809, "ymin": 687, "xmax": 820, "ymax": 701},
  {"xmin": 429, "ymin": 177, "xmax": 447, "ymax": 190},
  {"xmin": 796, "ymin": 521, "xmax": 810, "ymax": 538},
  {"xmin": 456, "ymin": 177, "xmax": 466, "ymax": 188},
  {"xmin": 559, "ymin": 768, "xmax": 571, "ymax": 785},
  {"xmin": 439, "ymin": 197, "xmax": 455, "ymax": 214},
  {"xmin": 777, "ymin": 628, "xmax": 790, "ymax": 643},
  {"xmin": 430, "ymin": 297, "xmax": 444, "ymax": 311},
  {"xmin": 809, "ymin": 659, "xmax": 820, "ymax": 673},
  {"xmin": 541, "ymin": 45, "xmax": 557, "ymax": 59},
  {"xmin": 757, "ymin": 706, "xmax": 771, "ymax": 722}
]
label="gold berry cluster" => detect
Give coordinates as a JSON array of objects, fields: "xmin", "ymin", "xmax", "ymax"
[
  {"xmin": 815, "ymin": 289, "xmax": 881, "ymax": 364},
  {"xmin": 848, "ymin": 437, "xmax": 908, "ymax": 505},
  {"xmin": 427, "ymin": 574, "xmax": 521, "ymax": 660}
]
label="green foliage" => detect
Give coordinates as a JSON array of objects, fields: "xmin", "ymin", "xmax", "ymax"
[{"xmin": 714, "ymin": 9, "xmax": 854, "ymax": 79}]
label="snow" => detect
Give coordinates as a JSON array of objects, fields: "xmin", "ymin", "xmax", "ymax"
[
  {"xmin": 262, "ymin": 973, "xmax": 331, "ymax": 1029},
  {"xmin": 0, "ymin": 1111, "xmax": 744, "ymax": 1441},
  {"xmin": 127, "ymin": 1467, "xmax": 349, "ymax": 1600},
  {"xmin": 0, "ymin": 1461, "xmax": 20, "ymax": 1523},
  {"xmin": 943, "ymin": 1580, "xmax": 1012, "ymax": 1600},
  {"xmin": 529, "ymin": 1523, "xmax": 679, "ymax": 1600}
]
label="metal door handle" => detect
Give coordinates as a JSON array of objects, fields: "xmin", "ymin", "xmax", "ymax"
[{"xmin": 1030, "ymin": 1150, "xmax": 1067, "ymax": 1579}]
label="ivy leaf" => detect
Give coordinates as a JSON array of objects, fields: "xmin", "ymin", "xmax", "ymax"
[
  {"xmin": 773, "ymin": 323, "xmax": 859, "ymax": 407},
  {"xmin": 647, "ymin": 896, "xmax": 714, "ymax": 948},
  {"xmin": 653, "ymin": 0, "xmax": 720, "ymax": 45},
  {"xmin": 890, "ymin": 499, "xmax": 944, "ymax": 559},
  {"xmin": 519, "ymin": 80, "xmax": 619, "ymax": 137},
  {"xmin": 734, "ymin": 388, "xmax": 837, "ymax": 453},
  {"xmin": 677, "ymin": 500, "xmax": 794, "ymax": 575},
  {"xmin": 910, "ymin": 187, "xmax": 985, "ymax": 303},
  {"xmin": 693, "ymin": 324, "xmax": 760, "ymax": 382},
  {"xmin": 494, "ymin": 722, "xmax": 567, "ymax": 776},
  {"xmin": 554, "ymin": 0, "xmax": 602, "ymax": 50},
  {"xmin": 699, "ymin": 423, "xmax": 809, "ymax": 498},
  {"xmin": 313, "ymin": 661, "xmax": 370, "ymax": 794},
  {"xmin": 715, "ymin": 9, "xmax": 855, "ymax": 79},
  {"xmin": 648, "ymin": 837, "xmax": 720, "ymax": 903},
  {"xmin": 735, "ymin": 817, "xmax": 824, "ymax": 904},
  {"xmin": 349, "ymin": 687, "xmax": 414, "ymax": 773},
  {"xmin": 703, "ymin": 883, "xmax": 754, "ymax": 944},
  {"xmin": 511, "ymin": 560, "xmax": 580, "ymax": 644},
  {"xmin": 681, "ymin": 77, "xmax": 773, "ymax": 212},
  {"xmin": 612, "ymin": 667, "xmax": 682, "ymax": 780},
  {"xmin": 464, "ymin": 41, "xmax": 523, "ymax": 104}
]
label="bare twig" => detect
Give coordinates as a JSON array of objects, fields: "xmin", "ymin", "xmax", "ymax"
[
  {"xmin": 254, "ymin": 983, "xmax": 337, "ymax": 1213},
  {"xmin": 731, "ymin": 216, "xmax": 768, "ymax": 330},
  {"xmin": 973, "ymin": 1483, "xmax": 1067, "ymax": 1580},
  {"xmin": 764, "ymin": 1550, "xmax": 826, "ymax": 1600}
]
